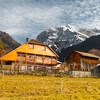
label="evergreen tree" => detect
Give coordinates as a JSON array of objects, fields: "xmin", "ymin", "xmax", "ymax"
[{"xmin": 0, "ymin": 39, "xmax": 4, "ymax": 56}]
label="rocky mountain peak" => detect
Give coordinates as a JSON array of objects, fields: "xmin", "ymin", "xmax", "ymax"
[{"xmin": 36, "ymin": 25, "xmax": 94, "ymax": 53}]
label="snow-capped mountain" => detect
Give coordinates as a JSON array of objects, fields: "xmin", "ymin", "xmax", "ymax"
[
  {"xmin": 36, "ymin": 24, "xmax": 95, "ymax": 53},
  {"xmin": 79, "ymin": 28, "xmax": 100, "ymax": 36}
]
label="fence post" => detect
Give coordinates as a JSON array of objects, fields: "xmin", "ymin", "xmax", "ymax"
[
  {"xmin": 60, "ymin": 81, "xmax": 63, "ymax": 92},
  {"xmin": 2, "ymin": 70, "xmax": 4, "ymax": 80}
]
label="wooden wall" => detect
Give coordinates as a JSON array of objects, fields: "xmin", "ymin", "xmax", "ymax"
[
  {"xmin": 81, "ymin": 57, "xmax": 99, "ymax": 71},
  {"xmin": 67, "ymin": 52, "xmax": 81, "ymax": 64},
  {"xmin": 66, "ymin": 52, "xmax": 81, "ymax": 70}
]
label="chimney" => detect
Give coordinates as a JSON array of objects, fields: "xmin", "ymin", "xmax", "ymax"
[{"xmin": 26, "ymin": 38, "xmax": 29, "ymax": 42}]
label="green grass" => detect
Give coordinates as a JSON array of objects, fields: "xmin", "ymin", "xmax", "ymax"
[{"xmin": 0, "ymin": 75, "xmax": 100, "ymax": 100}]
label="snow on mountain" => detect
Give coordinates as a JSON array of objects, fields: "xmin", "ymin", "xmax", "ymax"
[{"xmin": 36, "ymin": 25, "xmax": 95, "ymax": 53}]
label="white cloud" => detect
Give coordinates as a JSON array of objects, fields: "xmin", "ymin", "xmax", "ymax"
[
  {"xmin": 3, "ymin": 28, "xmax": 23, "ymax": 35},
  {"xmin": 0, "ymin": 0, "xmax": 100, "ymax": 43}
]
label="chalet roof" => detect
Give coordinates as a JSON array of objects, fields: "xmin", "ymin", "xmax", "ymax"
[
  {"xmin": 0, "ymin": 39, "xmax": 58, "ymax": 61},
  {"xmin": 75, "ymin": 50, "xmax": 100, "ymax": 59},
  {"xmin": 27, "ymin": 39, "xmax": 46, "ymax": 46},
  {"xmin": 48, "ymin": 46, "xmax": 59, "ymax": 57}
]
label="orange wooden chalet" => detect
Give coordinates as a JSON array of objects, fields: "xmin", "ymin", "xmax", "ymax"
[{"xmin": 0, "ymin": 39, "xmax": 58, "ymax": 72}]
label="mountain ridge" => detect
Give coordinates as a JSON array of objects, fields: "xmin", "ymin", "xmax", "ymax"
[
  {"xmin": 36, "ymin": 24, "xmax": 95, "ymax": 53},
  {"xmin": 0, "ymin": 31, "xmax": 20, "ymax": 53}
]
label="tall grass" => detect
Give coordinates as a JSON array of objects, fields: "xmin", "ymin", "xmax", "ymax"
[{"xmin": 0, "ymin": 75, "xmax": 100, "ymax": 100}]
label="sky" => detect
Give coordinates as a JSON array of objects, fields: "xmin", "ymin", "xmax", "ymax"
[{"xmin": 0, "ymin": 0, "xmax": 100, "ymax": 43}]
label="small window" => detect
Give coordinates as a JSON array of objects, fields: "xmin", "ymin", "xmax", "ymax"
[
  {"xmin": 17, "ymin": 53, "xmax": 20, "ymax": 56},
  {"xmin": 27, "ymin": 54, "xmax": 34, "ymax": 58},
  {"xmin": 29, "ymin": 44, "xmax": 34, "ymax": 49},
  {"xmin": 42, "ymin": 46, "xmax": 46, "ymax": 50},
  {"xmin": 29, "ymin": 55, "xmax": 32, "ymax": 58}
]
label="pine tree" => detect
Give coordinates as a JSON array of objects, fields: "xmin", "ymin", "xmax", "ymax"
[{"xmin": 0, "ymin": 39, "xmax": 4, "ymax": 56}]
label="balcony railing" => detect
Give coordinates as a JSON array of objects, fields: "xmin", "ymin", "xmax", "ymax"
[{"xmin": 17, "ymin": 56, "xmax": 57, "ymax": 65}]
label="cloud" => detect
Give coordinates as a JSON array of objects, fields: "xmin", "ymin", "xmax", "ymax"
[
  {"xmin": 4, "ymin": 28, "xmax": 23, "ymax": 35},
  {"xmin": 0, "ymin": 0, "xmax": 100, "ymax": 43}
]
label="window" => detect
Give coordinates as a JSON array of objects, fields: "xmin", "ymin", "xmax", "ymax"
[
  {"xmin": 17, "ymin": 52, "xmax": 26, "ymax": 57},
  {"xmin": 29, "ymin": 44, "xmax": 34, "ymax": 49},
  {"xmin": 27, "ymin": 54, "xmax": 34, "ymax": 58},
  {"xmin": 29, "ymin": 55, "xmax": 32, "ymax": 58},
  {"xmin": 42, "ymin": 46, "xmax": 46, "ymax": 50}
]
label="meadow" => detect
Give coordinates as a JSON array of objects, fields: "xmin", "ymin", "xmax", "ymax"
[{"xmin": 0, "ymin": 75, "xmax": 100, "ymax": 100}]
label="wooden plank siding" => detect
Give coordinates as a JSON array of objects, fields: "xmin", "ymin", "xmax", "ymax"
[
  {"xmin": 67, "ymin": 52, "xmax": 81, "ymax": 64},
  {"xmin": 80, "ymin": 57, "xmax": 98, "ymax": 71}
]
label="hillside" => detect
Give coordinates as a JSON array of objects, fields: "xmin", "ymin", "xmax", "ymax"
[
  {"xmin": 0, "ymin": 31, "xmax": 20, "ymax": 52},
  {"xmin": 58, "ymin": 35, "xmax": 100, "ymax": 62}
]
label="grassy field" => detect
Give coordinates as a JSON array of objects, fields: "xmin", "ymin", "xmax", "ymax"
[{"xmin": 0, "ymin": 75, "xmax": 100, "ymax": 100}]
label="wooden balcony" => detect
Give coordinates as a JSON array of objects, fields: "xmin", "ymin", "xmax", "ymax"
[
  {"xmin": 51, "ymin": 59, "xmax": 57, "ymax": 65},
  {"xmin": 17, "ymin": 56, "xmax": 26, "ymax": 61},
  {"xmin": 17, "ymin": 56, "xmax": 57, "ymax": 65}
]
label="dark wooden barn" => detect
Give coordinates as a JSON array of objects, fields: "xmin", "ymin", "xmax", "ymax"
[{"xmin": 65, "ymin": 50, "xmax": 100, "ymax": 77}]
